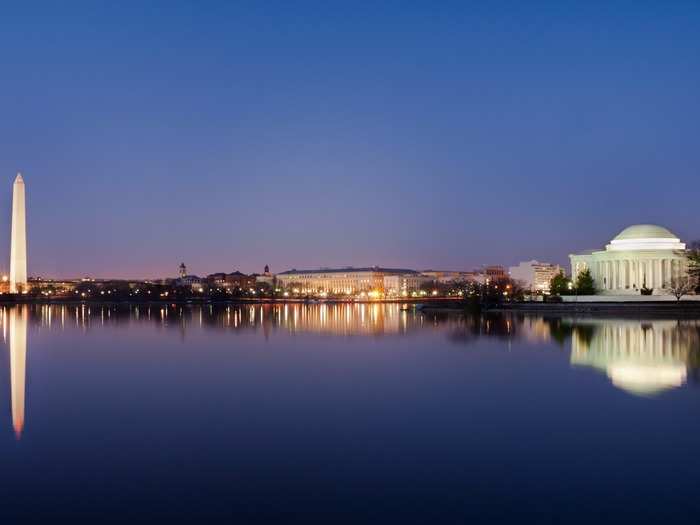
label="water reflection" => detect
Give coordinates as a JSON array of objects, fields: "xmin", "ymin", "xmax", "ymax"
[
  {"xmin": 570, "ymin": 319, "xmax": 699, "ymax": 396},
  {"xmin": 8, "ymin": 306, "xmax": 27, "ymax": 438},
  {"xmin": 23, "ymin": 302, "xmax": 439, "ymax": 337},
  {"xmin": 2, "ymin": 304, "xmax": 699, "ymax": 439}
]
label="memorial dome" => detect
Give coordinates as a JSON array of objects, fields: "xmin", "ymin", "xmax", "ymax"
[
  {"xmin": 607, "ymin": 224, "xmax": 684, "ymax": 252},
  {"xmin": 613, "ymin": 224, "xmax": 678, "ymax": 241}
]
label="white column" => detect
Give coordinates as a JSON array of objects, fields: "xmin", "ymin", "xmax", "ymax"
[
  {"xmin": 653, "ymin": 260, "xmax": 659, "ymax": 289},
  {"xmin": 610, "ymin": 261, "xmax": 615, "ymax": 290},
  {"xmin": 661, "ymin": 260, "xmax": 666, "ymax": 286},
  {"xmin": 602, "ymin": 261, "xmax": 606, "ymax": 289},
  {"xmin": 630, "ymin": 260, "xmax": 636, "ymax": 289},
  {"xmin": 610, "ymin": 261, "xmax": 614, "ymax": 290}
]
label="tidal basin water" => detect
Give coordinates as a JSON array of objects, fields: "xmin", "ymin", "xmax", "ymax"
[{"xmin": 1, "ymin": 303, "xmax": 699, "ymax": 522}]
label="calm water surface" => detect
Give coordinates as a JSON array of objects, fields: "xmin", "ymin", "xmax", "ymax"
[{"xmin": 1, "ymin": 303, "xmax": 699, "ymax": 522}]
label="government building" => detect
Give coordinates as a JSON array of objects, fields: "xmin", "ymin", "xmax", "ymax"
[
  {"xmin": 276, "ymin": 267, "xmax": 422, "ymax": 296},
  {"xmin": 569, "ymin": 224, "xmax": 689, "ymax": 295}
]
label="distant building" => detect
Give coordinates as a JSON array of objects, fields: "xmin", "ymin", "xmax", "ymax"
[
  {"xmin": 224, "ymin": 271, "xmax": 256, "ymax": 290},
  {"xmin": 27, "ymin": 278, "xmax": 78, "ymax": 295},
  {"xmin": 205, "ymin": 271, "xmax": 255, "ymax": 290},
  {"xmin": 421, "ymin": 270, "xmax": 480, "ymax": 284},
  {"xmin": 175, "ymin": 264, "xmax": 204, "ymax": 290},
  {"xmin": 276, "ymin": 267, "xmax": 419, "ymax": 295},
  {"xmin": 384, "ymin": 273, "xmax": 432, "ymax": 296},
  {"xmin": 569, "ymin": 224, "xmax": 690, "ymax": 295},
  {"xmin": 509, "ymin": 260, "xmax": 563, "ymax": 293},
  {"xmin": 484, "ymin": 265, "xmax": 507, "ymax": 281},
  {"xmin": 177, "ymin": 274, "xmax": 204, "ymax": 291},
  {"xmin": 206, "ymin": 273, "xmax": 228, "ymax": 286},
  {"xmin": 255, "ymin": 265, "xmax": 275, "ymax": 286}
]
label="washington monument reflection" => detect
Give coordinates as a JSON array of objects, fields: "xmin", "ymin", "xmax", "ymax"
[{"xmin": 8, "ymin": 306, "xmax": 27, "ymax": 438}]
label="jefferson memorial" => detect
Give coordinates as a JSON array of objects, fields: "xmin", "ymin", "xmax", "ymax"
[{"xmin": 570, "ymin": 224, "xmax": 688, "ymax": 295}]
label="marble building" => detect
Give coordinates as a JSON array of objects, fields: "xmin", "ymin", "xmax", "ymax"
[{"xmin": 570, "ymin": 224, "xmax": 688, "ymax": 294}]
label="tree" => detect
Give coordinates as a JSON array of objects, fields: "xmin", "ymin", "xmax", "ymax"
[
  {"xmin": 665, "ymin": 276, "xmax": 695, "ymax": 302},
  {"xmin": 574, "ymin": 268, "xmax": 596, "ymax": 295},
  {"xmin": 549, "ymin": 271, "xmax": 572, "ymax": 296}
]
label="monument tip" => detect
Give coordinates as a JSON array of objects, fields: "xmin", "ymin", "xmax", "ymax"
[{"xmin": 14, "ymin": 173, "xmax": 24, "ymax": 183}]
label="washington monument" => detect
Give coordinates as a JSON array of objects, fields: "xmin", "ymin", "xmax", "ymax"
[{"xmin": 10, "ymin": 173, "xmax": 27, "ymax": 294}]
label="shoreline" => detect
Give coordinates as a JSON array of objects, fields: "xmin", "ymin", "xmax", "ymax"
[
  {"xmin": 489, "ymin": 301, "xmax": 700, "ymax": 318},
  {"xmin": 2, "ymin": 298, "xmax": 700, "ymax": 317},
  {"xmin": 0, "ymin": 297, "xmax": 453, "ymax": 306}
]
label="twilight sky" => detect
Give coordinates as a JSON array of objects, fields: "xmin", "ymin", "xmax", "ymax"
[{"xmin": 0, "ymin": 1, "xmax": 698, "ymax": 279}]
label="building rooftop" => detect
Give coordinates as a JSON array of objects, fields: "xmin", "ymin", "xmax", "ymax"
[
  {"xmin": 278, "ymin": 267, "xmax": 418, "ymax": 276},
  {"xmin": 613, "ymin": 224, "xmax": 678, "ymax": 241}
]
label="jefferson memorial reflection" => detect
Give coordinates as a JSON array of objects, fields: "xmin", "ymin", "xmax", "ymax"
[
  {"xmin": 570, "ymin": 319, "xmax": 699, "ymax": 396},
  {"xmin": 2, "ymin": 304, "xmax": 698, "ymax": 439}
]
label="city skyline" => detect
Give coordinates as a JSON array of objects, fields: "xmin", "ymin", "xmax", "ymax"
[
  {"xmin": 1, "ymin": 2, "xmax": 699, "ymax": 279},
  {"xmin": 2, "ymin": 172, "xmax": 696, "ymax": 283},
  {"xmin": 1, "ymin": 6, "xmax": 700, "ymax": 522}
]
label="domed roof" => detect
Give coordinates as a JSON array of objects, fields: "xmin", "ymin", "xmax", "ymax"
[
  {"xmin": 613, "ymin": 224, "xmax": 678, "ymax": 241},
  {"xmin": 608, "ymin": 363, "xmax": 687, "ymax": 397}
]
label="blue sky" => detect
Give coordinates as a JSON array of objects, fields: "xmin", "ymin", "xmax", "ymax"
[{"xmin": 0, "ymin": 1, "xmax": 698, "ymax": 278}]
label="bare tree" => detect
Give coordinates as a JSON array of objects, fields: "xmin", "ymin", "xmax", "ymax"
[{"xmin": 665, "ymin": 276, "xmax": 696, "ymax": 302}]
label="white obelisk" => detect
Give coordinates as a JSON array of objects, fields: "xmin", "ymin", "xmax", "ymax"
[{"xmin": 10, "ymin": 173, "xmax": 27, "ymax": 294}]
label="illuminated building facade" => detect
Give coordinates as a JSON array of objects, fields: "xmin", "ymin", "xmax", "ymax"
[
  {"xmin": 254, "ymin": 265, "xmax": 275, "ymax": 286},
  {"xmin": 206, "ymin": 271, "xmax": 256, "ymax": 290},
  {"xmin": 276, "ymin": 267, "xmax": 419, "ymax": 295},
  {"xmin": 383, "ymin": 274, "xmax": 432, "ymax": 296},
  {"xmin": 570, "ymin": 224, "xmax": 689, "ymax": 294},
  {"xmin": 177, "ymin": 274, "xmax": 205, "ymax": 290},
  {"xmin": 509, "ymin": 260, "xmax": 563, "ymax": 293},
  {"xmin": 485, "ymin": 265, "xmax": 507, "ymax": 281}
]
